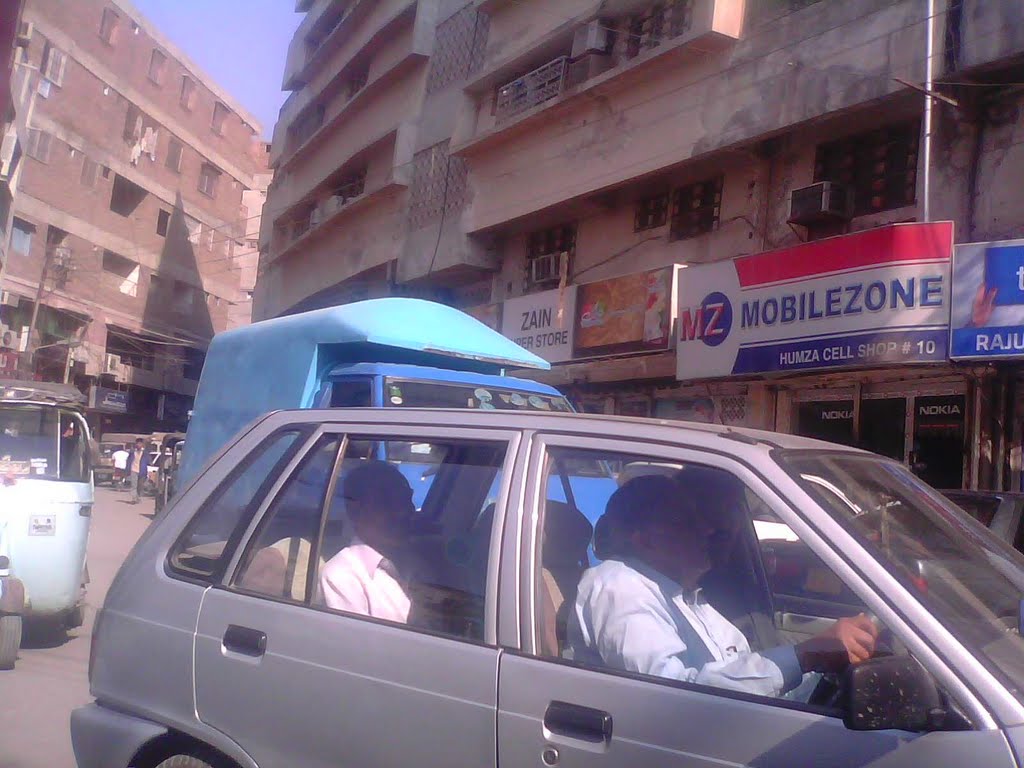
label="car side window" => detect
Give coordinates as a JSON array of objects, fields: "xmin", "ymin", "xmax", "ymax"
[
  {"xmin": 314, "ymin": 435, "xmax": 508, "ymax": 642},
  {"xmin": 233, "ymin": 436, "xmax": 341, "ymax": 601},
  {"xmin": 534, "ymin": 445, "xmax": 919, "ymax": 716},
  {"xmin": 168, "ymin": 429, "xmax": 304, "ymax": 582}
]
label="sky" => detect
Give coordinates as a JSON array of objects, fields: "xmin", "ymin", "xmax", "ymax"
[{"xmin": 131, "ymin": 0, "xmax": 303, "ymax": 139}]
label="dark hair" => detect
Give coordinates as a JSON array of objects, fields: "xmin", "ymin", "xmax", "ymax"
[
  {"xmin": 343, "ymin": 461, "xmax": 409, "ymax": 517},
  {"xmin": 595, "ymin": 474, "xmax": 690, "ymax": 559}
]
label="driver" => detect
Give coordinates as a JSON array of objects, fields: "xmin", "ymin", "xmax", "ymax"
[{"xmin": 568, "ymin": 474, "xmax": 878, "ymax": 698}]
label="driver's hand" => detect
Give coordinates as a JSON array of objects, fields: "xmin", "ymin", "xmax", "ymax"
[{"xmin": 795, "ymin": 614, "xmax": 878, "ymax": 673}]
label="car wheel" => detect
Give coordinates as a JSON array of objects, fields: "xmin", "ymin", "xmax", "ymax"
[
  {"xmin": 65, "ymin": 603, "xmax": 85, "ymax": 630},
  {"xmin": 0, "ymin": 614, "xmax": 22, "ymax": 670},
  {"xmin": 154, "ymin": 756, "xmax": 216, "ymax": 768}
]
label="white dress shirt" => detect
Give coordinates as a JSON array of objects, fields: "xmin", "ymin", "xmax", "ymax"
[
  {"xmin": 319, "ymin": 537, "xmax": 411, "ymax": 624},
  {"xmin": 569, "ymin": 558, "xmax": 802, "ymax": 698}
]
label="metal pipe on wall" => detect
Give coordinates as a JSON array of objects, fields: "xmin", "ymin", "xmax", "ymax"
[{"xmin": 921, "ymin": 0, "xmax": 936, "ymax": 222}]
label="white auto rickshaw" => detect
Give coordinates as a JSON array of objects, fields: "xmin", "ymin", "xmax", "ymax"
[{"xmin": 0, "ymin": 380, "xmax": 93, "ymax": 669}]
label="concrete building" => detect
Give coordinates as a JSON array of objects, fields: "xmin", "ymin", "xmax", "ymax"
[
  {"xmin": 0, "ymin": 0, "xmax": 266, "ymax": 434},
  {"xmin": 260, "ymin": 0, "xmax": 1024, "ymax": 490},
  {"xmin": 0, "ymin": 0, "xmax": 29, "ymax": 375}
]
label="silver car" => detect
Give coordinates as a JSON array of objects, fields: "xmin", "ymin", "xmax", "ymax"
[{"xmin": 73, "ymin": 409, "xmax": 1024, "ymax": 768}]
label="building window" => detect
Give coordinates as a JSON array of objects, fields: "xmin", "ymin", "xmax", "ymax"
[
  {"xmin": 526, "ymin": 224, "xmax": 576, "ymax": 290},
  {"xmin": 110, "ymin": 174, "xmax": 147, "ymax": 216},
  {"xmin": 102, "ymin": 250, "xmax": 140, "ymax": 297},
  {"xmin": 814, "ymin": 121, "xmax": 920, "ymax": 216},
  {"xmin": 172, "ymin": 280, "xmax": 197, "ymax": 313},
  {"xmin": 80, "ymin": 157, "xmax": 99, "ymax": 188},
  {"xmin": 635, "ymin": 192, "xmax": 669, "ymax": 231},
  {"xmin": 99, "ymin": 8, "xmax": 119, "ymax": 45},
  {"xmin": 289, "ymin": 103, "xmax": 324, "ymax": 150},
  {"xmin": 669, "ymin": 176, "xmax": 722, "ymax": 241},
  {"xmin": 11, "ymin": 218, "xmax": 33, "ymax": 255},
  {"xmin": 198, "ymin": 164, "xmax": 221, "ymax": 197},
  {"xmin": 25, "ymin": 129, "xmax": 53, "ymax": 163},
  {"xmin": 166, "ymin": 137, "xmax": 183, "ymax": 173},
  {"xmin": 211, "ymin": 102, "xmax": 229, "ymax": 135},
  {"xmin": 346, "ymin": 61, "xmax": 369, "ymax": 100},
  {"xmin": 41, "ymin": 44, "xmax": 67, "ymax": 87},
  {"xmin": 179, "ymin": 76, "xmax": 196, "ymax": 110},
  {"xmin": 148, "ymin": 49, "xmax": 167, "ymax": 84},
  {"xmin": 157, "ymin": 209, "xmax": 170, "ymax": 237},
  {"xmin": 101, "ymin": 165, "xmax": 111, "ymax": 179}
]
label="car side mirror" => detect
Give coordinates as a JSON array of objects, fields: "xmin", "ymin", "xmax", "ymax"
[{"xmin": 843, "ymin": 655, "xmax": 943, "ymax": 732}]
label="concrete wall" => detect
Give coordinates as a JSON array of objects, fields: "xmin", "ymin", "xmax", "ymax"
[
  {"xmin": 254, "ymin": 187, "xmax": 407, "ymax": 318},
  {"xmin": 269, "ymin": 62, "xmax": 426, "ymax": 214},
  {"xmin": 459, "ymin": 0, "xmax": 926, "ymax": 232},
  {"xmin": 272, "ymin": 0, "xmax": 421, "ymax": 166}
]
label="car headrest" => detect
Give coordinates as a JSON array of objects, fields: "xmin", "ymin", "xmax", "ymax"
[{"xmin": 542, "ymin": 500, "xmax": 593, "ymax": 568}]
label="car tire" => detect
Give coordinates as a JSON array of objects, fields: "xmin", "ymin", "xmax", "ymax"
[
  {"xmin": 0, "ymin": 614, "xmax": 22, "ymax": 670},
  {"xmin": 154, "ymin": 756, "xmax": 216, "ymax": 768},
  {"xmin": 65, "ymin": 603, "xmax": 85, "ymax": 630}
]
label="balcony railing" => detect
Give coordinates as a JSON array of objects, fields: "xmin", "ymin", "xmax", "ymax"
[{"xmin": 495, "ymin": 56, "xmax": 568, "ymax": 124}]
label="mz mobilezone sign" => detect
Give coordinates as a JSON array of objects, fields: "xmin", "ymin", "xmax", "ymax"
[{"xmin": 676, "ymin": 222, "xmax": 954, "ymax": 380}]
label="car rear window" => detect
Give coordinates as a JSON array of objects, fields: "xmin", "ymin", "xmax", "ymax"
[
  {"xmin": 945, "ymin": 493, "xmax": 1001, "ymax": 527},
  {"xmin": 168, "ymin": 429, "xmax": 305, "ymax": 582}
]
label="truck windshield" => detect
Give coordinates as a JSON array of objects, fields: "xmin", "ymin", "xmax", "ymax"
[
  {"xmin": 383, "ymin": 378, "xmax": 573, "ymax": 412},
  {"xmin": 779, "ymin": 450, "xmax": 1024, "ymax": 703},
  {"xmin": 0, "ymin": 404, "xmax": 88, "ymax": 482}
]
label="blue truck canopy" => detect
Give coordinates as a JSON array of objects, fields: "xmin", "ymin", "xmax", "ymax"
[{"xmin": 178, "ymin": 298, "xmax": 557, "ymax": 487}]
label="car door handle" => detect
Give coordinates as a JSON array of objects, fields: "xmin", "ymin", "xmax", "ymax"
[
  {"xmin": 222, "ymin": 624, "xmax": 267, "ymax": 658},
  {"xmin": 544, "ymin": 701, "xmax": 612, "ymax": 743}
]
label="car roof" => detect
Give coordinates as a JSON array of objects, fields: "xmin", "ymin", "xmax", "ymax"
[{"xmin": 254, "ymin": 407, "xmax": 869, "ymax": 457}]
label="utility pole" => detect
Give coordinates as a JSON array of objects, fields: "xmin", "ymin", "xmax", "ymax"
[{"xmin": 19, "ymin": 242, "xmax": 51, "ymax": 377}]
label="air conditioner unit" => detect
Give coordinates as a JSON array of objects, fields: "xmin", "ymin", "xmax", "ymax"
[
  {"xmin": 788, "ymin": 181, "xmax": 853, "ymax": 226},
  {"xmin": 0, "ymin": 128, "xmax": 17, "ymax": 181},
  {"xmin": 529, "ymin": 251, "xmax": 566, "ymax": 285},
  {"xmin": 15, "ymin": 21, "xmax": 33, "ymax": 48},
  {"xmin": 104, "ymin": 353, "xmax": 122, "ymax": 375},
  {"xmin": 0, "ymin": 323, "xmax": 13, "ymax": 350},
  {"xmin": 571, "ymin": 20, "xmax": 611, "ymax": 58},
  {"xmin": 0, "ymin": 291, "xmax": 19, "ymax": 308}
]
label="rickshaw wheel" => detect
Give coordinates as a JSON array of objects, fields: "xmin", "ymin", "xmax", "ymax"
[{"xmin": 0, "ymin": 614, "xmax": 22, "ymax": 670}]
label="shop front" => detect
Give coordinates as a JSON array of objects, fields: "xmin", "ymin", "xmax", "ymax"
[
  {"xmin": 676, "ymin": 222, "xmax": 972, "ymax": 487},
  {"xmin": 499, "ymin": 266, "xmax": 689, "ymax": 418},
  {"xmin": 950, "ymin": 237, "xmax": 1024, "ymax": 491}
]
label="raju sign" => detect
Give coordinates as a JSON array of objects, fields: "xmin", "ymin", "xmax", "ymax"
[
  {"xmin": 950, "ymin": 238, "xmax": 1024, "ymax": 359},
  {"xmin": 676, "ymin": 223, "xmax": 953, "ymax": 380}
]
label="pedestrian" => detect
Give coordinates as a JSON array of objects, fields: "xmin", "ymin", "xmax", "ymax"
[
  {"xmin": 128, "ymin": 438, "xmax": 149, "ymax": 504},
  {"xmin": 112, "ymin": 444, "xmax": 130, "ymax": 488}
]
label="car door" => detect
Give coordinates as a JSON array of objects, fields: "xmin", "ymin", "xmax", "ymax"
[
  {"xmin": 193, "ymin": 422, "xmax": 522, "ymax": 768},
  {"xmin": 496, "ymin": 433, "xmax": 1015, "ymax": 768}
]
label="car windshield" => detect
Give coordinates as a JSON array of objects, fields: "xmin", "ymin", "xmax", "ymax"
[
  {"xmin": 383, "ymin": 378, "xmax": 573, "ymax": 412},
  {"xmin": 779, "ymin": 450, "xmax": 1024, "ymax": 702}
]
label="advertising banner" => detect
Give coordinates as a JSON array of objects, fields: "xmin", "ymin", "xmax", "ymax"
[
  {"xmin": 89, "ymin": 385, "xmax": 129, "ymax": 414},
  {"xmin": 574, "ymin": 266, "xmax": 675, "ymax": 357},
  {"xmin": 676, "ymin": 223, "xmax": 954, "ymax": 380},
  {"xmin": 500, "ymin": 287, "xmax": 576, "ymax": 362},
  {"xmin": 950, "ymin": 238, "xmax": 1024, "ymax": 359}
]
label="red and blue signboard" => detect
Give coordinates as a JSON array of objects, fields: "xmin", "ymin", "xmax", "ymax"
[
  {"xmin": 676, "ymin": 222, "xmax": 954, "ymax": 380},
  {"xmin": 950, "ymin": 238, "xmax": 1024, "ymax": 359}
]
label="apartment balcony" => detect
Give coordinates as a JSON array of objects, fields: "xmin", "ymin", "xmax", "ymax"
[
  {"xmin": 271, "ymin": 4, "xmax": 424, "ymax": 170},
  {"xmin": 494, "ymin": 56, "xmax": 569, "ymax": 124},
  {"xmin": 454, "ymin": 0, "xmax": 743, "ymax": 155}
]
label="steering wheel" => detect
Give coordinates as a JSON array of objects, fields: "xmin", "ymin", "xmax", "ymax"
[{"xmin": 804, "ymin": 625, "xmax": 897, "ymax": 709}]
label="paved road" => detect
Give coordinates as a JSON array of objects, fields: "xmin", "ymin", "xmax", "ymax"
[{"xmin": 1, "ymin": 488, "xmax": 152, "ymax": 768}]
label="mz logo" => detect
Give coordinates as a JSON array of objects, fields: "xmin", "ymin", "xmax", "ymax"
[{"xmin": 679, "ymin": 292, "xmax": 733, "ymax": 347}]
